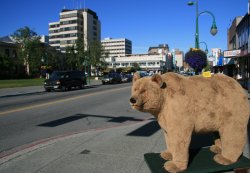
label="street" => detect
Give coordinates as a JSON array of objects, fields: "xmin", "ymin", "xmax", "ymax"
[
  {"xmin": 0, "ymin": 82, "xmax": 151, "ymax": 153},
  {"xmin": 0, "ymin": 82, "xmax": 250, "ymax": 173}
]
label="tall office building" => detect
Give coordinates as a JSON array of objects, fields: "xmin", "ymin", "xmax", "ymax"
[
  {"xmin": 49, "ymin": 8, "xmax": 101, "ymax": 53},
  {"xmin": 101, "ymin": 38, "xmax": 132, "ymax": 57},
  {"xmin": 148, "ymin": 44, "xmax": 169, "ymax": 55}
]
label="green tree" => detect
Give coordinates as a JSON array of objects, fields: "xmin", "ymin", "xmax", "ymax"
[
  {"xmin": 64, "ymin": 45, "xmax": 77, "ymax": 70},
  {"xmin": 12, "ymin": 26, "xmax": 42, "ymax": 76},
  {"xmin": 0, "ymin": 51, "xmax": 24, "ymax": 79},
  {"xmin": 88, "ymin": 40, "xmax": 107, "ymax": 76},
  {"xmin": 75, "ymin": 37, "xmax": 86, "ymax": 70},
  {"xmin": 0, "ymin": 53, "xmax": 10, "ymax": 69},
  {"xmin": 45, "ymin": 45, "xmax": 62, "ymax": 70},
  {"xmin": 26, "ymin": 40, "xmax": 44, "ymax": 76},
  {"xmin": 132, "ymin": 62, "xmax": 141, "ymax": 71}
]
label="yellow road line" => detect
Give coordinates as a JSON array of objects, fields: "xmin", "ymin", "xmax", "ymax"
[{"xmin": 0, "ymin": 86, "xmax": 131, "ymax": 115}]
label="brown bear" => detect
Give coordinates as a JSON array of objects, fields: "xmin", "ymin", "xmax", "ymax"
[{"xmin": 130, "ymin": 72, "xmax": 250, "ymax": 172}]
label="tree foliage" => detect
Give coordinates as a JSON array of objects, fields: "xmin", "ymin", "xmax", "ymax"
[
  {"xmin": 12, "ymin": 26, "xmax": 42, "ymax": 76},
  {"xmin": 88, "ymin": 41, "xmax": 104, "ymax": 67},
  {"xmin": 64, "ymin": 45, "xmax": 77, "ymax": 70},
  {"xmin": 88, "ymin": 40, "xmax": 109, "ymax": 75},
  {"xmin": 0, "ymin": 53, "xmax": 11, "ymax": 70},
  {"xmin": 75, "ymin": 37, "xmax": 86, "ymax": 70}
]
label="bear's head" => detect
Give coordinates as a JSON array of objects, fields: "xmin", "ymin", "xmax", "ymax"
[{"xmin": 130, "ymin": 73, "xmax": 166, "ymax": 115}]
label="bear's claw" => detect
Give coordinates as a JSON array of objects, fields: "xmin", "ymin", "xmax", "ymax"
[
  {"xmin": 214, "ymin": 154, "xmax": 234, "ymax": 165},
  {"xmin": 164, "ymin": 161, "xmax": 185, "ymax": 173},
  {"xmin": 160, "ymin": 151, "xmax": 172, "ymax": 160}
]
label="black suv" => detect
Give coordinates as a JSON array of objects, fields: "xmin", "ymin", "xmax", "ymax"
[{"xmin": 44, "ymin": 71, "xmax": 87, "ymax": 92}]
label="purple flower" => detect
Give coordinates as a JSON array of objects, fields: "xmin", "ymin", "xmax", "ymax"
[{"xmin": 185, "ymin": 49, "xmax": 207, "ymax": 73}]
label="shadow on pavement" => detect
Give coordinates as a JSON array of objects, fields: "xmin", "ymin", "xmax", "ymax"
[
  {"xmin": 38, "ymin": 115, "xmax": 88, "ymax": 127},
  {"xmin": 127, "ymin": 120, "xmax": 160, "ymax": 137},
  {"xmin": 37, "ymin": 113, "xmax": 144, "ymax": 127}
]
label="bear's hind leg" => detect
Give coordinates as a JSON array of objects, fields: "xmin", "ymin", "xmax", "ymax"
[
  {"xmin": 214, "ymin": 122, "xmax": 247, "ymax": 165},
  {"xmin": 210, "ymin": 138, "xmax": 222, "ymax": 154}
]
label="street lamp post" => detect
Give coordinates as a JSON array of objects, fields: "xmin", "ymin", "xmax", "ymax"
[
  {"xmin": 188, "ymin": 0, "xmax": 218, "ymax": 49},
  {"xmin": 84, "ymin": 58, "xmax": 90, "ymax": 85},
  {"xmin": 199, "ymin": 41, "xmax": 208, "ymax": 54}
]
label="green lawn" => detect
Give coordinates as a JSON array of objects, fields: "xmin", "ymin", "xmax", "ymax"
[
  {"xmin": 0, "ymin": 78, "xmax": 45, "ymax": 89},
  {"xmin": 0, "ymin": 77, "xmax": 98, "ymax": 89}
]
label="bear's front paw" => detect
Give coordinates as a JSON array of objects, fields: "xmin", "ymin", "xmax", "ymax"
[
  {"xmin": 160, "ymin": 151, "xmax": 172, "ymax": 160},
  {"xmin": 164, "ymin": 161, "xmax": 185, "ymax": 173},
  {"xmin": 214, "ymin": 154, "xmax": 234, "ymax": 165}
]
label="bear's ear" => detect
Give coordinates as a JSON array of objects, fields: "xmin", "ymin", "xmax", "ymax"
[
  {"xmin": 133, "ymin": 72, "xmax": 140, "ymax": 83},
  {"xmin": 152, "ymin": 74, "xmax": 166, "ymax": 88}
]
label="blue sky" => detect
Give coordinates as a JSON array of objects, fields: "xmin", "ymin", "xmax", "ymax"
[{"xmin": 0, "ymin": 0, "xmax": 247, "ymax": 54}]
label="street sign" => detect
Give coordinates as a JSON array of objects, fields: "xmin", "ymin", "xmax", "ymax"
[{"xmin": 223, "ymin": 49, "xmax": 241, "ymax": 58}]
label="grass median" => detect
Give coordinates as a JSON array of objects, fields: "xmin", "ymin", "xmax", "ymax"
[
  {"xmin": 0, "ymin": 77, "xmax": 99, "ymax": 89},
  {"xmin": 0, "ymin": 78, "xmax": 45, "ymax": 89}
]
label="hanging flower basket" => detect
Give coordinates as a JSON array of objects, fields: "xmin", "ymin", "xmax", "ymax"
[{"xmin": 185, "ymin": 48, "xmax": 207, "ymax": 74}]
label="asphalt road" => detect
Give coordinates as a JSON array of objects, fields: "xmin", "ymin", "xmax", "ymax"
[{"xmin": 0, "ymin": 83, "xmax": 151, "ymax": 153}]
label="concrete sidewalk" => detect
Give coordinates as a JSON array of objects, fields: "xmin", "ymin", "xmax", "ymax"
[
  {"xmin": 2, "ymin": 118, "xmax": 250, "ymax": 173},
  {"xmin": 0, "ymin": 120, "xmax": 164, "ymax": 173}
]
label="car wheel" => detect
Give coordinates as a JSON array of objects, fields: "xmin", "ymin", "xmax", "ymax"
[
  {"xmin": 45, "ymin": 89, "xmax": 51, "ymax": 92},
  {"xmin": 80, "ymin": 83, "xmax": 84, "ymax": 89},
  {"xmin": 61, "ymin": 86, "xmax": 67, "ymax": 92}
]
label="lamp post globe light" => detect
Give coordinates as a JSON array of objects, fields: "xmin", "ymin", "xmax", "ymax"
[
  {"xmin": 210, "ymin": 22, "xmax": 218, "ymax": 36},
  {"xmin": 188, "ymin": 0, "xmax": 218, "ymax": 49}
]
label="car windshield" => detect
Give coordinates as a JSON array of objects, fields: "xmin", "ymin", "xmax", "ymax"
[{"xmin": 50, "ymin": 72, "xmax": 66, "ymax": 79}]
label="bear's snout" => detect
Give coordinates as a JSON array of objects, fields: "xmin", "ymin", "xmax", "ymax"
[{"xmin": 130, "ymin": 97, "xmax": 137, "ymax": 104}]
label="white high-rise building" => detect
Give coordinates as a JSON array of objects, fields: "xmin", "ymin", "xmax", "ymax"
[
  {"xmin": 211, "ymin": 48, "xmax": 222, "ymax": 66},
  {"xmin": 101, "ymin": 38, "xmax": 132, "ymax": 57},
  {"xmin": 49, "ymin": 8, "xmax": 101, "ymax": 53}
]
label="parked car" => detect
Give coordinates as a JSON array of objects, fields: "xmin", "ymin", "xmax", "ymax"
[
  {"xmin": 121, "ymin": 74, "xmax": 133, "ymax": 83},
  {"xmin": 44, "ymin": 70, "xmax": 87, "ymax": 92},
  {"xmin": 137, "ymin": 71, "xmax": 149, "ymax": 77},
  {"xmin": 178, "ymin": 71, "xmax": 194, "ymax": 76},
  {"xmin": 102, "ymin": 73, "xmax": 122, "ymax": 84}
]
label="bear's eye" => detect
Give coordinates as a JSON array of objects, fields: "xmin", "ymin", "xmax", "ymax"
[{"xmin": 140, "ymin": 89, "xmax": 146, "ymax": 94}]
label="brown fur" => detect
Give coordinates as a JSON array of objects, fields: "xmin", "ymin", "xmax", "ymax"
[{"xmin": 130, "ymin": 72, "xmax": 250, "ymax": 172}]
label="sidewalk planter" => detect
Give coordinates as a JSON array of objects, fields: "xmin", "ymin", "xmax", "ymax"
[{"xmin": 185, "ymin": 48, "xmax": 208, "ymax": 75}]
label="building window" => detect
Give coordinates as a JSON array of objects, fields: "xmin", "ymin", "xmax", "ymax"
[
  {"xmin": 60, "ymin": 13, "xmax": 77, "ymax": 19},
  {"xmin": 60, "ymin": 20, "xmax": 77, "ymax": 25},
  {"xmin": 121, "ymin": 63, "xmax": 129, "ymax": 67}
]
